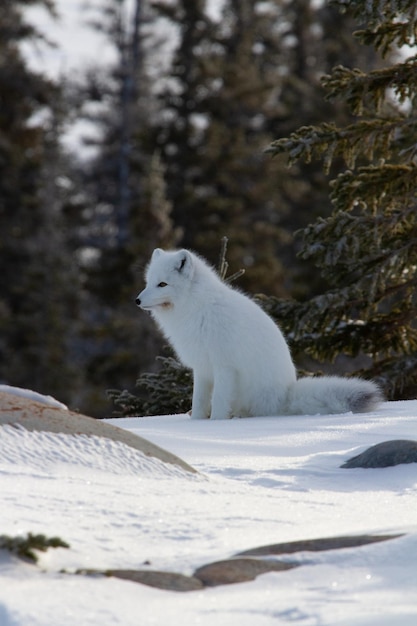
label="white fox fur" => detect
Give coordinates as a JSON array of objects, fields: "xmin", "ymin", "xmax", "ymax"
[{"xmin": 136, "ymin": 248, "xmax": 382, "ymax": 419}]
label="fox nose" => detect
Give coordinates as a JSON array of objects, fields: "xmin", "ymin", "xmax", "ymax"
[{"xmin": 135, "ymin": 296, "xmax": 141, "ymax": 307}]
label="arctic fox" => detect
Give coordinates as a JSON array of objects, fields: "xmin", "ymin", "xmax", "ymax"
[{"xmin": 136, "ymin": 248, "xmax": 382, "ymax": 419}]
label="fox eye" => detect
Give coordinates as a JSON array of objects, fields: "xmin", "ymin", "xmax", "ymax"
[{"xmin": 157, "ymin": 282, "xmax": 168, "ymax": 287}]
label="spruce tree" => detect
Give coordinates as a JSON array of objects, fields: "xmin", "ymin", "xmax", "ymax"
[
  {"xmin": 266, "ymin": 0, "xmax": 417, "ymax": 399},
  {"xmin": 152, "ymin": 0, "xmax": 382, "ymax": 298},
  {"xmin": 0, "ymin": 0, "xmax": 83, "ymax": 404},
  {"xmin": 152, "ymin": 0, "xmax": 295, "ymax": 296},
  {"xmin": 76, "ymin": 0, "xmax": 179, "ymax": 414}
]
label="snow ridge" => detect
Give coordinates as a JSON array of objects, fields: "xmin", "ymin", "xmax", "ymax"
[{"xmin": 0, "ymin": 424, "xmax": 193, "ymax": 480}]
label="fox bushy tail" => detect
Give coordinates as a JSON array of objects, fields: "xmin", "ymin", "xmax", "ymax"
[{"xmin": 286, "ymin": 376, "xmax": 383, "ymax": 415}]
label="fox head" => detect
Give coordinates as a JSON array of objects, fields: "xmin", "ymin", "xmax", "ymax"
[{"xmin": 135, "ymin": 248, "xmax": 195, "ymax": 313}]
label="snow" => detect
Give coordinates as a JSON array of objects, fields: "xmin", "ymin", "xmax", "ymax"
[
  {"xmin": 1, "ymin": 391, "xmax": 416, "ymax": 625},
  {"xmin": 0, "ymin": 385, "xmax": 68, "ymax": 409}
]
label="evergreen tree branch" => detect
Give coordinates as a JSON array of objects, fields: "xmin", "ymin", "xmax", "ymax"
[
  {"xmin": 329, "ymin": 164, "xmax": 417, "ymax": 210},
  {"xmin": 267, "ymin": 117, "xmax": 413, "ymax": 172},
  {"xmin": 0, "ymin": 533, "xmax": 69, "ymax": 563},
  {"xmin": 322, "ymin": 57, "xmax": 417, "ymax": 113},
  {"xmin": 333, "ymin": 0, "xmax": 417, "ymax": 54}
]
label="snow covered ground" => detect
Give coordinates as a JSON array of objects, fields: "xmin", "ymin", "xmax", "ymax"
[{"xmin": 1, "ymin": 394, "xmax": 416, "ymax": 625}]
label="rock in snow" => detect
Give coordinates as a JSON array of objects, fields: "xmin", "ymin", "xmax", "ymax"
[
  {"xmin": 0, "ymin": 390, "xmax": 196, "ymax": 474},
  {"xmin": 341, "ymin": 439, "xmax": 417, "ymax": 468}
]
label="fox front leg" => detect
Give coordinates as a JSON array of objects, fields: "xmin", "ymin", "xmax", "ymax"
[
  {"xmin": 210, "ymin": 368, "xmax": 236, "ymax": 420},
  {"xmin": 190, "ymin": 372, "xmax": 212, "ymax": 420}
]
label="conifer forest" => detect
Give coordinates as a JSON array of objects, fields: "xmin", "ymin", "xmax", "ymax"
[{"xmin": 2, "ymin": 0, "xmax": 417, "ymax": 416}]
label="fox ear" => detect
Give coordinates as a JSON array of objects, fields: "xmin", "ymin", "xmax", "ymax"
[
  {"xmin": 175, "ymin": 250, "xmax": 193, "ymax": 276},
  {"xmin": 152, "ymin": 248, "xmax": 163, "ymax": 259}
]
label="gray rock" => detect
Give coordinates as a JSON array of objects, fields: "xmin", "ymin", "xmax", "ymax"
[
  {"xmin": 107, "ymin": 569, "xmax": 204, "ymax": 592},
  {"xmin": 193, "ymin": 557, "xmax": 297, "ymax": 587},
  {"xmin": 76, "ymin": 533, "xmax": 404, "ymax": 591},
  {"xmin": 341, "ymin": 440, "xmax": 417, "ymax": 468},
  {"xmin": 236, "ymin": 533, "xmax": 403, "ymax": 557},
  {"xmin": 0, "ymin": 391, "xmax": 197, "ymax": 474}
]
